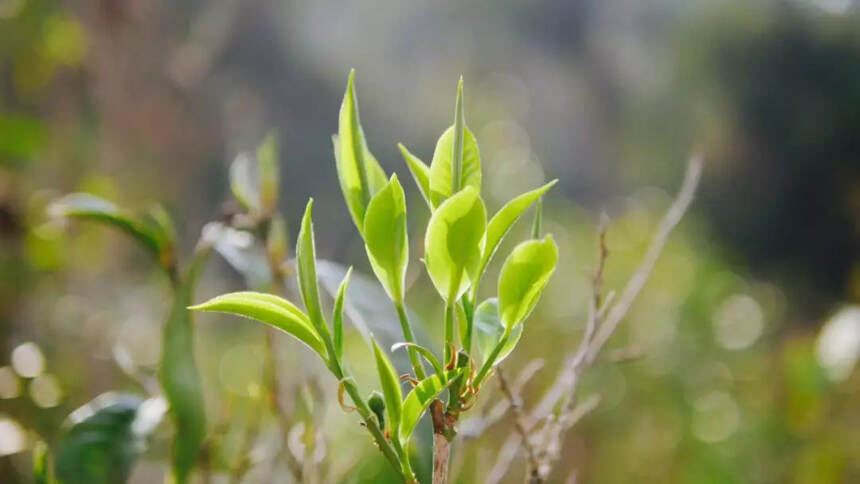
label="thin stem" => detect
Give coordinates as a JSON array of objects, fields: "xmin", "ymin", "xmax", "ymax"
[
  {"xmin": 432, "ymin": 433, "xmax": 451, "ymax": 484},
  {"xmin": 394, "ymin": 301, "xmax": 427, "ymax": 379},
  {"xmin": 444, "ymin": 301, "xmax": 455, "ymax": 365},
  {"xmin": 473, "ymin": 329, "xmax": 511, "ymax": 388}
]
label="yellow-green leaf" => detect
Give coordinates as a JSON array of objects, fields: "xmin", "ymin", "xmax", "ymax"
[
  {"xmin": 189, "ymin": 291, "xmax": 326, "ymax": 359},
  {"xmin": 398, "ymin": 370, "xmax": 460, "ymax": 444},
  {"xmin": 372, "ymin": 337, "xmax": 403, "ymax": 435},
  {"xmin": 335, "ymin": 70, "xmax": 388, "ymax": 232},
  {"xmin": 424, "ymin": 187, "xmax": 486, "ymax": 302},
  {"xmin": 498, "ymin": 236, "xmax": 559, "ymax": 329},
  {"xmin": 428, "ymin": 126, "xmax": 481, "ymax": 208},
  {"xmin": 297, "ymin": 199, "xmax": 330, "ymax": 339},
  {"xmin": 477, "ymin": 180, "xmax": 558, "ymax": 286},
  {"xmin": 363, "ymin": 174, "xmax": 409, "ymax": 303},
  {"xmin": 474, "ymin": 298, "xmax": 523, "ymax": 368},
  {"xmin": 332, "ymin": 267, "xmax": 352, "ymax": 361},
  {"xmin": 398, "ymin": 143, "xmax": 432, "ymax": 208}
]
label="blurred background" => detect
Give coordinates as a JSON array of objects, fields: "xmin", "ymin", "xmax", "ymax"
[{"xmin": 1, "ymin": 0, "xmax": 859, "ymax": 482}]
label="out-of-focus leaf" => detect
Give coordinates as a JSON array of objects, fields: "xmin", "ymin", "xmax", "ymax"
[
  {"xmin": 257, "ymin": 131, "xmax": 279, "ymax": 215},
  {"xmin": 54, "ymin": 393, "xmax": 166, "ymax": 484},
  {"xmin": 332, "ymin": 267, "xmax": 352, "ymax": 362},
  {"xmin": 266, "ymin": 214, "xmax": 288, "ymax": 265},
  {"xmin": 160, "ymin": 248, "xmax": 211, "ymax": 484},
  {"xmin": 189, "ymin": 291, "xmax": 326, "ymax": 358},
  {"xmin": 48, "ymin": 193, "xmax": 163, "ymax": 259},
  {"xmin": 0, "ymin": 113, "xmax": 46, "ymax": 164},
  {"xmin": 202, "ymin": 222, "xmax": 270, "ymax": 289},
  {"xmin": 474, "ymin": 298, "xmax": 523, "ymax": 368},
  {"xmin": 397, "ymin": 143, "xmax": 432, "ymax": 208},
  {"xmin": 33, "ymin": 441, "xmax": 54, "ymax": 484},
  {"xmin": 229, "ymin": 152, "xmax": 260, "ymax": 213},
  {"xmin": 498, "ymin": 236, "xmax": 558, "ymax": 329},
  {"xmin": 398, "ymin": 370, "xmax": 460, "ymax": 444},
  {"xmin": 297, "ymin": 199, "xmax": 330, "ymax": 338},
  {"xmin": 478, "ymin": 180, "xmax": 557, "ymax": 288},
  {"xmin": 335, "ymin": 70, "xmax": 388, "ymax": 232},
  {"xmin": 363, "ymin": 174, "xmax": 409, "ymax": 303},
  {"xmin": 372, "ymin": 337, "xmax": 403, "ymax": 435},
  {"xmin": 424, "ymin": 187, "xmax": 486, "ymax": 302},
  {"xmin": 391, "ymin": 342, "xmax": 445, "ymax": 380}
]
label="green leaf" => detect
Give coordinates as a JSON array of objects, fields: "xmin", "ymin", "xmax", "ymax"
[
  {"xmin": 257, "ymin": 131, "xmax": 279, "ymax": 215},
  {"xmin": 32, "ymin": 441, "xmax": 54, "ymax": 484},
  {"xmin": 474, "ymin": 298, "xmax": 523, "ymax": 368},
  {"xmin": 424, "ymin": 187, "xmax": 486, "ymax": 302},
  {"xmin": 397, "ymin": 143, "xmax": 432, "ymax": 208},
  {"xmin": 498, "ymin": 236, "xmax": 559, "ymax": 329},
  {"xmin": 335, "ymin": 70, "xmax": 388, "ymax": 232},
  {"xmin": 391, "ymin": 342, "xmax": 445, "ymax": 381},
  {"xmin": 229, "ymin": 152, "xmax": 259, "ymax": 213},
  {"xmin": 189, "ymin": 291, "xmax": 326, "ymax": 358},
  {"xmin": 332, "ymin": 267, "xmax": 353, "ymax": 362},
  {"xmin": 372, "ymin": 337, "xmax": 403, "ymax": 435},
  {"xmin": 297, "ymin": 199, "xmax": 330, "ymax": 337},
  {"xmin": 428, "ymin": 126, "xmax": 481, "ymax": 208},
  {"xmin": 161, "ymin": 250, "xmax": 211, "ymax": 484},
  {"xmin": 477, "ymin": 180, "xmax": 557, "ymax": 286},
  {"xmin": 55, "ymin": 393, "xmax": 166, "ymax": 484},
  {"xmin": 398, "ymin": 370, "xmax": 460, "ymax": 444},
  {"xmin": 363, "ymin": 174, "xmax": 409, "ymax": 303},
  {"xmin": 48, "ymin": 193, "xmax": 163, "ymax": 259}
]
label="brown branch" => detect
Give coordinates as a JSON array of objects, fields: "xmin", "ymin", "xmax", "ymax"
[
  {"xmin": 505, "ymin": 156, "xmax": 702, "ymax": 481},
  {"xmin": 496, "ymin": 367, "xmax": 541, "ymax": 483}
]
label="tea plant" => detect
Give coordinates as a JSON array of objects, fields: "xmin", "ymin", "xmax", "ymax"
[
  {"xmin": 190, "ymin": 71, "xmax": 558, "ymax": 483},
  {"xmin": 44, "ymin": 70, "xmax": 700, "ymax": 483}
]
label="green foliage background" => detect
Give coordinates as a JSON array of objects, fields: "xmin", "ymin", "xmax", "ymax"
[{"xmin": 1, "ymin": 1, "xmax": 859, "ymax": 482}]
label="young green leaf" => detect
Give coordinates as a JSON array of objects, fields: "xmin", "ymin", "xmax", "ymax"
[
  {"xmin": 398, "ymin": 370, "xmax": 460, "ymax": 444},
  {"xmin": 335, "ymin": 70, "xmax": 388, "ymax": 232},
  {"xmin": 363, "ymin": 174, "xmax": 409, "ymax": 303},
  {"xmin": 372, "ymin": 337, "xmax": 403, "ymax": 434},
  {"xmin": 498, "ymin": 236, "xmax": 559, "ymax": 329},
  {"xmin": 257, "ymin": 131, "xmax": 279, "ymax": 215},
  {"xmin": 189, "ymin": 291, "xmax": 327, "ymax": 359},
  {"xmin": 424, "ymin": 186, "xmax": 487, "ymax": 302},
  {"xmin": 474, "ymin": 298, "xmax": 523, "ymax": 368},
  {"xmin": 297, "ymin": 199, "xmax": 330, "ymax": 337},
  {"xmin": 428, "ymin": 126, "xmax": 481, "ymax": 208},
  {"xmin": 391, "ymin": 342, "xmax": 446, "ymax": 380},
  {"xmin": 477, "ymin": 180, "xmax": 558, "ymax": 286},
  {"xmin": 49, "ymin": 193, "xmax": 163, "ymax": 259},
  {"xmin": 397, "ymin": 143, "xmax": 432, "ymax": 208},
  {"xmin": 332, "ymin": 267, "xmax": 353, "ymax": 361}
]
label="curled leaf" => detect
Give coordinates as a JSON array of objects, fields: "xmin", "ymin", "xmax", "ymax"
[
  {"xmin": 398, "ymin": 370, "xmax": 461, "ymax": 444},
  {"xmin": 363, "ymin": 175, "xmax": 409, "ymax": 303},
  {"xmin": 372, "ymin": 337, "xmax": 403, "ymax": 435}
]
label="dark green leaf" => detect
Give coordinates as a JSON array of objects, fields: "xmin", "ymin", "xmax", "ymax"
[
  {"xmin": 54, "ymin": 393, "xmax": 166, "ymax": 484},
  {"xmin": 161, "ymin": 250, "xmax": 210, "ymax": 484},
  {"xmin": 48, "ymin": 193, "xmax": 163, "ymax": 259}
]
